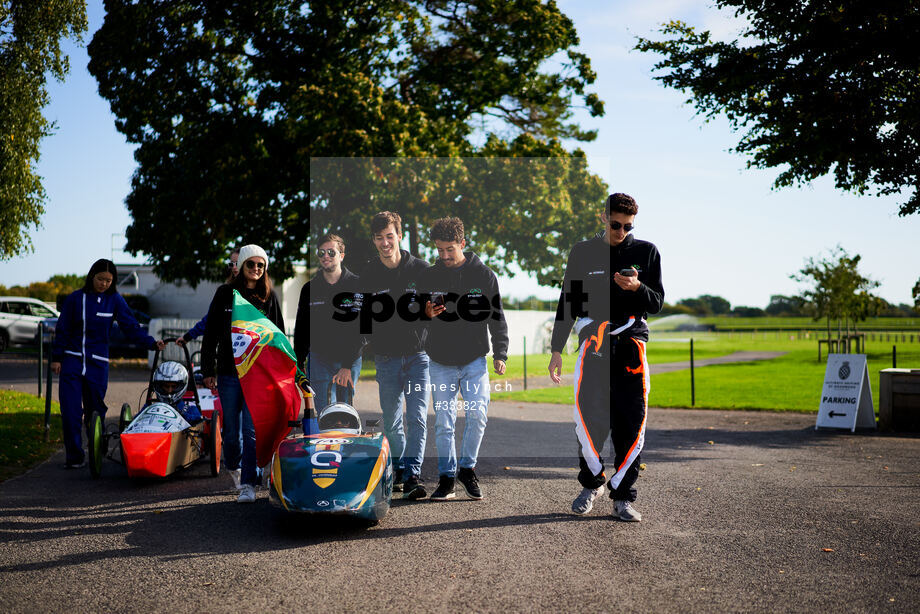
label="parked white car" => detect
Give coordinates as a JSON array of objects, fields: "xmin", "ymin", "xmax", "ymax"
[{"xmin": 0, "ymin": 297, "xmax": 60, "ymax": 352}]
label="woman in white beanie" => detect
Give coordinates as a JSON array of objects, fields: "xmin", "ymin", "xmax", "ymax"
[{"xmin": 200, "ymin": 244, "xmax": 284, "ymax": 503}]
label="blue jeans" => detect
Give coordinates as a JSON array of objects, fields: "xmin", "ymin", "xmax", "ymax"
[
  {"xmin": 429, "ymin": 357, "xmax": 490, "ymax": 477},
  {"xmin": 375, "ymin": 353, "xmax": 430, "ymax": 478},
  {"xmin": 306, "ymin": 353, "xmax": 362, "ymax": 409},
  {"xmin": 217, "ymin": 374, "xmax": 258, "ymax": 486}
]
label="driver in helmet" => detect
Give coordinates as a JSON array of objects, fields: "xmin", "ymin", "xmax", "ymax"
[
  {"xmin": 152, "ymin": 361, "xmax": 202, "ymax": 423},
  {"xmin": 317, "ymin": 403, "xmax": 362, "ymax": 435}
]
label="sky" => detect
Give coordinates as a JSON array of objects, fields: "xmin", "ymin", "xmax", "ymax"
[{"xmin": 1, "ymin": 0, "xmax": 918, "ymax": 309}]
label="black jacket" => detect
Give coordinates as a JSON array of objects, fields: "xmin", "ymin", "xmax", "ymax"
[
  {"xmin": 200, "ymin": 284, "xmax": 285, "ymax": 378},
  {"xmin": 551, "ymin": 231, "xmax": 664, "ymax": 352},
  {"xmin": 421, "ymin": 252, "xmax": 509, "ymax": 366},
  {"xmin": 294, "ymin": 266, "xmax": 364, "ymax": 368},
  {"xmin": 361, "ymin": 249, "xmax": 430, "ymax": 356}
]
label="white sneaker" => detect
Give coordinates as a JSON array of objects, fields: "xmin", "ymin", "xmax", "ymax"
[
  {"xmin": 237, "ymin": 484, "xmax": 256, "ymax": 503},
  {"xmin": 229, "ymin": 468, "xmax": 242, "ymax": 490},
  {"xmin": 613, "ymin": 499, "xmax": 642, "ymax": 522},
  {"xmin": 571, "ymin": 485, "xmax": 605, "ymax": 515}
]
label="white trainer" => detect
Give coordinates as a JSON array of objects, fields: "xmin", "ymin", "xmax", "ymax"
[
  {"xmin": 613, "ymin": 499, "xmax": 642, "ymax": 522},
  {"xmin": 237, "ymin": 484, "xmax": 256, "ymax": 503},
  {"xmin": 571, "ymin": 485, "xmax": 605, "ymax": 515}
]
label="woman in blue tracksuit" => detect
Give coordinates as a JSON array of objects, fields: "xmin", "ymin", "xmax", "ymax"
[{"xmin": 51, "ymin": 259, "xmax": 164, "ymax": 468}]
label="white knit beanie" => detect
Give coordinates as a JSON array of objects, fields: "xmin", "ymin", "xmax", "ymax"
[{"xmin": 238, "ymin": 244, "xmax": 269, "ymax": 270}]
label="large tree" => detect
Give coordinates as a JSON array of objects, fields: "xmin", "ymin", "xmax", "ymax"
[
  {"xmin": 0, "ymin": 0, "xmax": 88, "ymax": 260},
  {"xmin": 89, "ymin": 0, "xmax": 606, "ymax": 285},
  {"xmin": 635, "ymin": 1, "xmax": 920, "ymax": 217}
]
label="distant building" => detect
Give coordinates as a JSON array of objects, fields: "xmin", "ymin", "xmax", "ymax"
[{"xmin": 116, "ymin": 263, "xmax": 309, "ymax": 334}]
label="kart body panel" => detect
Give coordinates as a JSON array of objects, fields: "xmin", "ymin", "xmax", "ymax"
[
  {"xmin": 269, "ymin": 431, "xmax": 393, "ymax": 521},
  {"xmin": 119, "ymin": 390, "xmax": 219, "ymax": 478}
]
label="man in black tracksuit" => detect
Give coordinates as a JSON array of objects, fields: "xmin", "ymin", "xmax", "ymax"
[
  {"xmin": 361, "ymin": 211, "xmax": 431, "ymax": 500},
  {"xmin": 548, "ymin": 193, "xmax": 664, "ymax": 522},
  {"xmin": 294, "ymin": 233, "xmax": 364, "ymax": 410},
  {"xmin": 421, "ymin": 217, "xmax": 509, "ymax": 501}
]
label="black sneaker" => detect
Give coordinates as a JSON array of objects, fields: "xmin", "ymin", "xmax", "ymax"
[
  {"xmin": 430, "ymin": 475, "xmax": 456, "ymax": 501},
  {"xmin": 457, "ymin": 467, "xmax": 483, "ymax": 500},
  {"xmin": 403, "ymin": 475, "xmax": 427, "ymax": 500},
  {"xmin": 392, "ymin": 467, "xmax": 404, "ymax": 492}
]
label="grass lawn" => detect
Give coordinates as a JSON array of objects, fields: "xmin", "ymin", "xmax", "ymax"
[
  {"xmin": 493, "ymin": 334, "xmax": 920, "ymax": 412},
  {"xmin": 0, "ymin": 390, "xmax": 62, "ymax": 482},
  {"xmin": 357, "ymin": 343, "xmax": 753, "ymax": 382},
  {"xmin": 690, "ymin": 315, "xmax": 920, "ymax": 331}
]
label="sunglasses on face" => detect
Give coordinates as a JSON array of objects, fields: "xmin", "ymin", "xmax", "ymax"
[
  {"xmin": 316, "ymin": 248, "xmax": 339, "ymax": 258},
  {"xmin": 609, "ymin": 221, "xmax": 634, "ymax": 232},
  {"xmin": 227, "ymin": 260, "xmax": 238, "ymax": 268},
  {"xmin": 245, "ymin": 260, "xmax": 265, "ymax": 271}
]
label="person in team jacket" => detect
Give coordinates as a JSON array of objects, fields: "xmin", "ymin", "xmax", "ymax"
[
  {"xmin": 362, "ymin": 211, "xmax": 431, "ymax": 500},
  {"xmin": 294, "ymin": 233, "xmax": 364, "ymax": 410},
  {"xmin": 52, "ymin": 259, "xmax": 164, "ymax": 469},
  {"xmin": 200, "ymin": 244, "xmax": 284, "ymax": 504},
  {"xmin": 548, "ymin": 193, "xmax": 664, "ymax": 522},
  {"xmin": 422, "ymin": 217, "xmax": 508, "ymax": 501}
]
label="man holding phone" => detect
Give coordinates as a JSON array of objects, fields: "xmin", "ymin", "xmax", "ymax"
[
  {"xmin": 548, "ymin": 193, "xmax": 664, "ymax": 522},
  {"xmin": 422, "ymin": 217, "xmax": 508, "ymax": 501}
]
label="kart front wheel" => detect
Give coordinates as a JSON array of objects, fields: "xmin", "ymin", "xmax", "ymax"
[
  {"xmin": 88, "ymin": 412, "xmax": 104, "ymax": 479},
  {"xmin": 119, "ymin": 403, "xmax": 133, "ymax": 433},
  {"xmin": 209, "ymin": 410, "xmax": 222, "ymax": 477}
]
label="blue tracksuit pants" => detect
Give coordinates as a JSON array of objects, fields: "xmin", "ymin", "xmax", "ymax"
[{"xmin": 59, "ymin": 356, "xmax": 109, "ymax": 465}]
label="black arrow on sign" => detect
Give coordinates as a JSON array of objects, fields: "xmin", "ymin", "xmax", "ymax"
[{"xmin": 828, "ymin": 411, "xmax": 847, "ymax": 418}]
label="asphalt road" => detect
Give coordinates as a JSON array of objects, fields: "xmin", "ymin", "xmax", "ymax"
[{"xmin": 1, "ymin": 357, "xmax": 919, "ymax": 613}]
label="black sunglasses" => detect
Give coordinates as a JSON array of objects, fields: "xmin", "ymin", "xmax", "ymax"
[
  {"xmin": 316, "ymin": 248, "xmax": 339, "ymax": 258},
  {"xmin": 245, "ymin": 260, "xmax": 265, "ymax": 270},
  {"xmin": 227, "ymin": 260, "xmax": 238, "ymax": 268},
  {"xmin": 609, "ymin": 221, "xmax": 634, "ymax": 232}
]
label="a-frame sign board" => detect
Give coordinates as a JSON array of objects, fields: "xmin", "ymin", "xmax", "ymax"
[{"xmin": 816, "ymin": 354, "xmax": 876, "ymax": 432}]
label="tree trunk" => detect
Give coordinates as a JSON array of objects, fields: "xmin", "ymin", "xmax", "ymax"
[{"xmin": 409, "ymin": 215, "xmax": 420, "ymax": 257}]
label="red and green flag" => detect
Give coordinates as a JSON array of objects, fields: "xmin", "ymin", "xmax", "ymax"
[{"xmin": 230, "ymin": 290, "xmax": 308, "ymax": 466}]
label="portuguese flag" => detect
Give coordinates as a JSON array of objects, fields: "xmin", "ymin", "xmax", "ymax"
[{"xmin": 230, "ymin": 290, "xmax": 307, "ymax": 466}]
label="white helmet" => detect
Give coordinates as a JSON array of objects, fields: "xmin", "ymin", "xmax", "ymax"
[
  {"xmin": 153, "ymin": 360, "xmax": 188, "ymax": 405},
  {"xmin": 317, "ymin": 403, "xmax": 361, "ymax": 435}
]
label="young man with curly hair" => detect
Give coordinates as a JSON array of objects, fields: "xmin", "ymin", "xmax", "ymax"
[{"xmin": 422, "ymin": 217, "xmax": 508, "ymax": 501}]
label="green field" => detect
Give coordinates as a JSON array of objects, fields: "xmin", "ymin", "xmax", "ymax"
[
  {"xmin": 358, "ymin": 348, "xmax": 746, "ymax": 382},
  {"xmin": 675, "ymin": 315, "xmax": 920, "ymax": 331},
  {"xmin": 493, "ymin": 333, "xmax": 920, "ymax": 412},
  {"xmin": 0, "ymin": 391, "xmax": 62, "ymax": 482}
]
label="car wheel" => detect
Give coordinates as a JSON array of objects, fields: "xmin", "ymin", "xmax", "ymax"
[
  {"xmin": 119, "ymin": 403, "xmax": 133, "ymax": 433},
  {"xmin": 209, "ymin": 410, "xmax": 222, "ymax": 477},
  {"xmin": 88, "ymin": 412, "xmax": 104, "ymax": 478}
]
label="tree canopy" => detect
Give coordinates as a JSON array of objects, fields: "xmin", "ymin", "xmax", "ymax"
[
  {"xmin": 793, "ymin": 246, "xmax": 883, "ymax": 337},
  {"xmin": 635, "ymin": 1, "xmax": 920, "ymax": 216},
  {"xmin": 89, "ymin": 0, "xmax": 606, "ymax": 285},
  {"xmin": 0, "ymin": 1, "xmax": 87, "ymax": 260}
]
